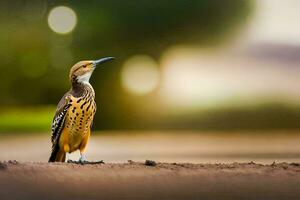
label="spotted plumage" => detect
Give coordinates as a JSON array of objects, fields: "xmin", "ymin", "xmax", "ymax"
[{"xmin": 48, "ymin": 57, "xmax": 114, "ymax": 162}]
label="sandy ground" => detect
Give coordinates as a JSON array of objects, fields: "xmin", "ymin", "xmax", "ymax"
[
  {"xmin": 0, "ymin": 161, "xmax": 300, "ymax": 200},
  {"xmin": 1, "ymin": 131, "xmax": 300, "ymax": 199}
]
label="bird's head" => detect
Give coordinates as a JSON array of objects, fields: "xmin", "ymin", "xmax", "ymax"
[{"xmin": 69, "ymin": 57, "xmax": 114, "ymax": 84}]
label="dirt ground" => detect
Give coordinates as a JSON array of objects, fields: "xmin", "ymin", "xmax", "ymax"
[{"xmin": 0, "ymin": 161, "xmax": 300, "ymax": 200}]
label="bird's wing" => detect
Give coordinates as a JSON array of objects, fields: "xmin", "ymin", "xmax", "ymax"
[
  {"xmin": 90, "ymin": 101, "xmax": 97, "ymax": 128},
  {"xmin": 51, "ymin": 93, "xmax": 72, "ymax": 146}
]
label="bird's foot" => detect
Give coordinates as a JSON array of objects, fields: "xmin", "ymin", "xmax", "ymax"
[
  {"xmin": 79, "ymin": 154, "xmax": 87, "ymax": 163},
  {"xmin": 67, "ymin": 154, "xmax": 104, "ymax": 165},
  {"xmin": 67, "ymin": 159, "xmax": 105, "ymax": 165}
]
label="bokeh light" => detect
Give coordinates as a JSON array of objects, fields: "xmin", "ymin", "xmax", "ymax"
[
  {"xmin": 121, "ymin": 55, "xmax": 160, "ymax": 95},
  {"xmin": 160, "ymin": 48, "xmax": 227, "ymax": 107},
  {"xmin": 160, "ymin": 46, "xmax": 300, "ymax": 109},
  {"xmin": 47, "ymin": 6, "xmax": 77, "ymax": 34}
]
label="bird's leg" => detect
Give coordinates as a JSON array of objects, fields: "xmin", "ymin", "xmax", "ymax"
[
  {"xmin": 67, "ymin": 152, "xmax": 87, "ymax": 164},
  {"xmin": 79, "ymin": 152, "xmax": 87, "ymax": 163},
  {"xmin": 66, "ymin": 153, "xmax": 76, "ymax": 163},
  {"xmin": 65, "ymin": 153, "xmax": 69, "ymax": 162}
]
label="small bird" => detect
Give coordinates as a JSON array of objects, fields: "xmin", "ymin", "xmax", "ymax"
[{"xmin": 49, "ymin": 57, "xmax": 114, "ymax": 163}]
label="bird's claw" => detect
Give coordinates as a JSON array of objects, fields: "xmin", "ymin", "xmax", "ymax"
[{"xmin": 67, "ymin": 159, "xmax": 105, "ymax": 165}]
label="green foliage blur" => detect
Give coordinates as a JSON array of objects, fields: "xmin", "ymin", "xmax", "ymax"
[{"xmin": 0, "ymin": 106, "xmax": 54, "ymax": 132}]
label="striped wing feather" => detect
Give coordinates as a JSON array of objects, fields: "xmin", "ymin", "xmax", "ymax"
[{"xmin": 50, "ymin": 94, "xmax": 72, "ymax": 155}]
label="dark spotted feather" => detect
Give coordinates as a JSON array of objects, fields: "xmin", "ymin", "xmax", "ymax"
[{"xmin": 49, "ymin": 93, "xmax": 72, "ymax": 162}]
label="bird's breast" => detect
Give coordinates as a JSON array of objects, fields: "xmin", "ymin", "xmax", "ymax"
[{"xmin": 62, "ymin": 96, "xmax": 96, "ymax": 151}]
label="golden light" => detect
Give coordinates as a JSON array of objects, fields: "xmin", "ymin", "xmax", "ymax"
[
  {"xmin": 47, "ymin": 6, "xmax": 77, "ymax": 34},
  {"xmin": 248, "ymin": 0, "xmax": 300, "ymax": 45},
  {"xmin": 160, "ymin": 46, "xmax": 300, "ymax": 109},
  {"xmin": 121, "ymin": 55, "xmax": 160, "ymax": 95},
  {"xmin": 159, "ymin": 47, "xmax": 229, "ymax": 108}
]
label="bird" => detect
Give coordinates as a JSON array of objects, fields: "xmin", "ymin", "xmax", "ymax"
[{"xmin": 48, "ymin": 57, "xmax": 114, "ymax": 163}]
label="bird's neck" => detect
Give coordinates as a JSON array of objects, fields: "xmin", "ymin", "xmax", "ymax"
[{"xmin": 71, "ymin": 81, "xmax": 95, "ymax": 98}]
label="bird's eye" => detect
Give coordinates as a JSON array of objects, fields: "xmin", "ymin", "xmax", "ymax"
[{"xmin": 82, "ymin": 65, "xmax": 87, "ymax": 68}]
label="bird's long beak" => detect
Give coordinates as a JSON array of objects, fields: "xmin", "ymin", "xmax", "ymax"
[{"xmin": 93, "ymin": 57, "xmax": 115, "ymax": 67}]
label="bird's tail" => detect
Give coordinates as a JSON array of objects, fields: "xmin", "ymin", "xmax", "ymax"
[{"xmin": 48, "ymin": 143, "xmax": 66, "ymax": 162}]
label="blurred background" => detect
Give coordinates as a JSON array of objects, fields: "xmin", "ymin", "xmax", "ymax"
[{"xmin": 0, "ymin": 0, "xmax": 300, "ymax": 163}]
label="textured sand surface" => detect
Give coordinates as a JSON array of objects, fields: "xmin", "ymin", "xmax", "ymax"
[{"xmin": 0, "ymin": 161, "xmax": 300, "ymax": 200}]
